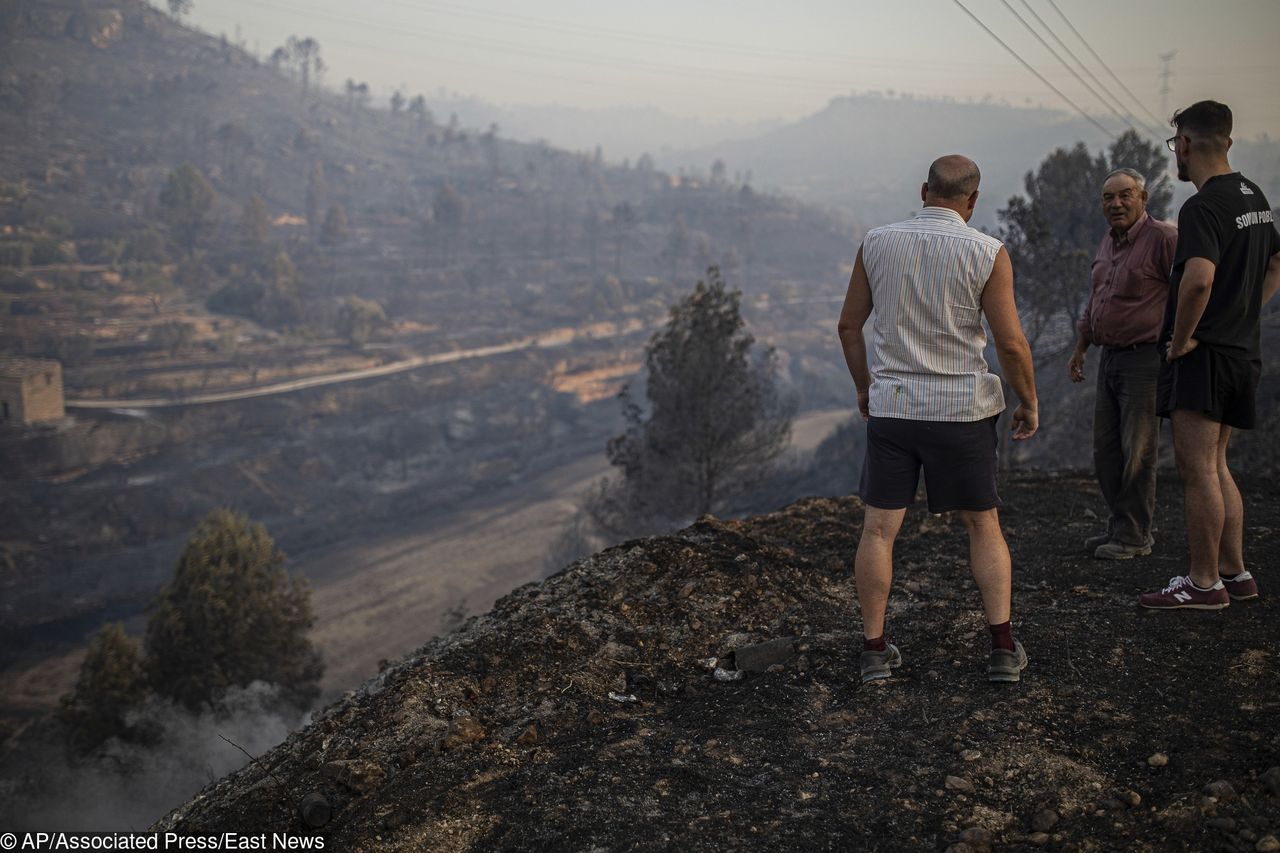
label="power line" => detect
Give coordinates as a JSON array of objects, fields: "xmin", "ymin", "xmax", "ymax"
[
  {"xmin": 1017, "ymin": 0, "xmax": 1166, "ymax": 139},
  {"xmin": 996, "ymin": 0, "xmax": 1137, "ymax": 137},
  {"xmin": 1159, "ymin": 51, "xmax": 1177, "ymax": 121},
  {"xmin": 1042, "ymin": 0, "xmax": 1169, "ymax": 129},
  {"xmin": 950, "ymin": 0, "xmax": 1116, "ymax": 139},
  {"xmin": 201, "ymin": 5, "xmax": 1095, "ymax": 119}
]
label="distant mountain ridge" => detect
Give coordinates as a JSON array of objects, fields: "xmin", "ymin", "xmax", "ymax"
[
  {"xmin": 674, "ymin": 92, "xmax": 1116, "ymax": 231},
  {"xmin": 416, "ymin": 95, "xmax": 783, "ymax": 164},
  {"xmin": 670, "ymin": 92, "xmax": 1280, "ymax": 232}
]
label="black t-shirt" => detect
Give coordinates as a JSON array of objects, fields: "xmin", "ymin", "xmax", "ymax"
[{"xmin": 1163, "ymin": 172, "xmax": 1280, "ymax": 360}]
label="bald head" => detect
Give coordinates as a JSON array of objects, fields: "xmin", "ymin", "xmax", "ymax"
[{"xmin": 926, "ymin": 155, "xmax": 981, "ymax": 201}]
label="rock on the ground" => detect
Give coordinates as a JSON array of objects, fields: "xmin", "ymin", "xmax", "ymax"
[
  {"xmin": 1118, "ymin": 789, "xmax": 1142, "ymax": 808},
  {"xmin": 1262, "ymin": 767, "xmax": 1280, "ymax": 797},
  {"xmin": 731, "ymin": 637, "xmax": 797, "ymax": 672},
  {"xmin": 1203, "ymin": 780, "xmax": 1237, "ymax": 801},
  {"xmin": 441, "ymin": 716, "xmax": 485, "ymax": 749},
  {"xmin": 959, "ymin": 826, "xmax": 993, "ymax": 851}
]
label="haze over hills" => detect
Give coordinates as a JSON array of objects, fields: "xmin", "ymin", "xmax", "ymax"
[
  {"xmin": 668, "ymin": 92, "xmax": 1280, "ymax": 234},
  {"xmin": 677, "ymin": 92, "xmax": 1112, "ymax": 232},
  {"xmin": 0, "ymin": 0, "xmax": 856, "ymax": 705},
  {"xmin": 4, "ymin": 0, "xmax": 1280, "ymax": 839},
  {"xmin": 350, "ymin": 88, "xmax": 1280, "ymax": 239},
  {"xmin": 414, "ymin": 94, "xmax": 783, "ymax": 166}
]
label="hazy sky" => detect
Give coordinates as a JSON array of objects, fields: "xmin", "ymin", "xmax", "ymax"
[{"xmin": 187, "ymin": 0, "xmax": 1280, "ymax": 139}]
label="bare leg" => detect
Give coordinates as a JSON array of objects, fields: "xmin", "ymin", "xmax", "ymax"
[
  {"xmin": 1215, "ymin": 423, "xmax": 1244, "ymax": 575},
  {"xmin": 1170, "ymin": 410, "xmax": 1225, "ymax": 588},
  {"xmin": 855, "ymin": 506, "xmax": 906, "ymax": 639},
  {"xmin": 958, "ymin": 508, "xmax": 1012, "ymax": 625}
]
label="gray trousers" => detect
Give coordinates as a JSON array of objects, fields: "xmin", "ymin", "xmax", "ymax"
[{"xmin": 1094, "ymin": 344, "xmax": 1162, "ymax": 546}]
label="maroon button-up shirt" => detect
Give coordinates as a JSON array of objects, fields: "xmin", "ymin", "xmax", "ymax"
[{"xmin": 1078, "ymin": 212, "xmax": 1178, "ymax": 347}]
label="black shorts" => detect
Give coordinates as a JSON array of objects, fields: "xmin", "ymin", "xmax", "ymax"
[
  {"xmin": 1157, "ymin": 345, "xmax": 1260, "ymax": 430},
  {"xmin": 858, "ymin": 416, "xmax": 1001, "ymax": 513}
]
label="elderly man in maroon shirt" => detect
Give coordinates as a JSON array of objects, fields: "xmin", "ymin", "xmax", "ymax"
[{"xmin": 1067, "ymin": 167, "xmax": 1178, "ymax": 560}]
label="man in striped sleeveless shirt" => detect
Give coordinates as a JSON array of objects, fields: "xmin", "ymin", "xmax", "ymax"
[{"xmin": 837, "ymin": 155, "xmax": 1040, "ymax": 684}]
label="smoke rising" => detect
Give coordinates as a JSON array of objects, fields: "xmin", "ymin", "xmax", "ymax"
[{"xmin": 0, "ymin": 683, "xmax": 309, "ymax": 832}]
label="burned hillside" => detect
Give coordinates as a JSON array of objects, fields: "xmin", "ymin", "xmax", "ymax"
[{"xmin": 149, "ymin": 471, "xmax": 1280, "ymax": 851}]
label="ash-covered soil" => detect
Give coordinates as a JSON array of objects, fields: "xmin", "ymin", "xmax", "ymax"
[{"xmin": 154, "ymin": 470, "xmax": 1280, "ymax": 852}]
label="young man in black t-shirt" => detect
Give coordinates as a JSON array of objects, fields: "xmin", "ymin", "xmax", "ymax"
[{"xmin": 1140, "ymin": 100, "xmax": 1280, "ymax": 610}]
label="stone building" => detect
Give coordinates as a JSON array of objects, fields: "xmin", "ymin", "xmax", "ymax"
[{"xmin": 0, "ymin": 356, "xmax": 65, "ymax": 425}]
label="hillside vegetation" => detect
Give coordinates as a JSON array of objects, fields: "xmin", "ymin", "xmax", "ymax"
[{"xmin": 0, "ymin": 0, "xmax": 857, "ymax": 652}]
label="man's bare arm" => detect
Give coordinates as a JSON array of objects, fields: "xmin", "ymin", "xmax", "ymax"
[
  {"xmin": 980, "ymin": 247, "xmax": 1038, "ymax": 439},
  {"xmin": 1168, "ymin": 257, "xmax": 1215, "ymax": 360},
  {"xmin": 836, "ymin": 246, "xmax": 874, "ymax": 420}
]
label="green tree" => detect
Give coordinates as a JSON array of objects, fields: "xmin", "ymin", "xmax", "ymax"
[
  {"xmin": 31, "ymin": 237, "xmax": 75, "ymax": 265},
  {"xmin": 145, "ymin": 509, "xmax": 322, "ymax": 712},
  {"xmin": 710, "ymin": 158, "xmax": 728, "ymax": 186},
  {"xmin": 283, "ymin": 36, "xmax": 323, "ymax": 100},
  {"xmin": 407, "ymin": 95, "xmax": 432, "ymax": 130},
  {"xmin": 167, "ymin": 0, "xmax": 193, "ymax": 19},
  {"xmin": 433, "ymin": 183, "xmax": 466, "ymax": 261},
  {"xmin": 320, "ymin": 203, "xmax": 348, "ymax": 246},
  {"xmin": 241, "ymin": 194, "xmax": 269, "ymax": 246},
  {"xmin": 60, "ymin": 623, "xmax": 147, "ymax": 751},
  {"xmin": 175, "ymin": 254, "xmax": 213, "ymax": 292},
  {"xmin": 262, "ymin": 250, "xmax": 303, "ymax": 326},
  {"xmin": 660, "ymin": 215, "xmax": 690, "ymax": 282},
  {"xmin": 214, "ymin": 122, "xmax": 255, "ymax": 187},
  {"xmin": 124, "ymin": 228, "xmax": 170, "ymax": 263},
  {"xmin": 610, "ymin": 202, "xmax": 638, "ymax": 279},
  {"xmin": 159, "ymin": 164, "xmax": 214, "ymax": 255},
  {"xmin": 151, "ymin": 320, "xmax": 195, "ymax": 357},
  {"xmin": 335, "ymin": 295, "xmax": 385, "ymax": 346},
  {"xmin": 597, "ymin": 266, "xmax": 794, "ymax": 531},
  {"xmin": 206, "ymin": 250, "xmax": 301, "ymax": 327},
  {"xmin": 305, "ymin": 162, "xmax": 327, "ymax": 237},
  {"xmin": 42, "ymin": 214, "xmax": 73, "ymax": 240}
]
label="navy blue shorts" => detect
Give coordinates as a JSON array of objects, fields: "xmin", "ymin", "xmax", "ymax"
[{"xmin": 859, "ymin": 416, "xmax": 1001, "ymax": 513}]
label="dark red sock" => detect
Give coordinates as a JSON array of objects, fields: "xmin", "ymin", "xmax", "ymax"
[
  {"xmin": 863, "ymin": 635, "xmax": 887, "ymax": 652},
  {"xmin": 989, "ymin": 621, "xmax": 1015, "ymax": 652}
]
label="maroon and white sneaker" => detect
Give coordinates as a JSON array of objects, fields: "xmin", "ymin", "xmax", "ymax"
[
  {"xmin": 1220, "ymin": 571, "xmax": 1259, "ymax": 601},
  {"xmin": 1138, "ymin": 575, "xmax": 1230, "ymax": 610}
]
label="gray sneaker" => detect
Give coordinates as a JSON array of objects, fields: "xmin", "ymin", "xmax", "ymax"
[
  {"xmin": 860, "ymin": 643, "xmax": 902, "ymax": 684},
  {"xmin": 1094, "ymin": 539, "xmax": 1153, "ymax": 560},
  {"xmin": 988, "ymin": 640, "xmax": 1028, "ymax": 683},
  {"xmin": 1084, "ymin": 532, "xmax": 1111, "ymax": 551}
]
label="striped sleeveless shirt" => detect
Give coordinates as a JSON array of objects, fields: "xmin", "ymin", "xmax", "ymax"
[{"xmin": 861, "ymin": 206, "xmax": 1006, "ymax": 422}]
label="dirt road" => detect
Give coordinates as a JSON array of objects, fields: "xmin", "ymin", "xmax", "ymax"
[{"xmin": 65, "ymin": 320, "xmax": 650, "ymax": 410}]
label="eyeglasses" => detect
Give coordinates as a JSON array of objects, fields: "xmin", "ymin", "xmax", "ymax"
[{"xmin": 1165, "ymin": 134, "xmax": 1182, "ymax": 152}]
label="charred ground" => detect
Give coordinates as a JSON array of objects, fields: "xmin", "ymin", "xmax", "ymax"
[{"xmin": 150, "ymin": 470, "xmax": 1280, "ymax": 852}]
